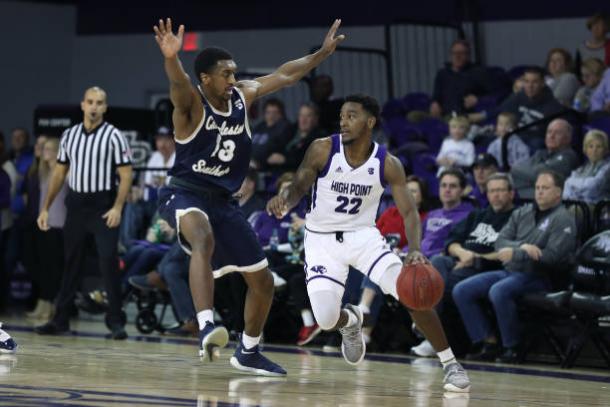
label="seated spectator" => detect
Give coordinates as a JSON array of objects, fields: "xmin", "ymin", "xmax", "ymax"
[
  {"xmin": 469, "ymin": 67, "xmax": 564, "ymax": 151},
  {"xmin": 27, "ymin": 138, "xmax": 68, "ymax": 321},
  {"xmin": 412, "ymin": 173, "xmax": 516, "ymax": 357},
  {"xmin": 267, "ymin": 103, "xmax": 326, "ymax": 171},
  {"xmin": 487, "ymin": 112, "xmax": 530, "ymax": 168},
  {"xmin": 511, "ymin": 119, "xmax": 580, "ymax": 199},
  {"xmin": 573, "ymin": 58, "xmax": 605, "ymax": 112},
  {"xmin": 375, "ymin": 175, "xmax": 430, "ymax": 249},
  {"xmin": 236, "ymin": 168, "xmax": 265, "ymax": 223},
  {"xmin": 468, "ymin": 153, "xmax": 499, "ymax": 207},
  {"xmin": 563, "ymin": 129, "xmax": 610, "ymax": 203},
  {"xmin": 429, "ymin": 39, "xmax": 492, "ymax": 117},
  {"xmin": 452, "ymin": 170, "xmax": 577, "ymax": 363},
  {"xmin": 9, "ymin": 127, "xmax": 34, "ymax": 215},
  {"xmin": 409, "ymin": 169, "xmax": 473, "ymax": 258},
  {"xmin": 545, "ymin": 48, "xmax": 580, "ymax": 106},
  {"xmin": 436, "ymin": 115, "xmax": 475, "ymax": 175},
  {"xmin": 590, "ymin": 68, "xmax": 610, "ymax": 116},
  {"xmin": 250, "ymin": 98, "xmax": 292, "ymax": 171},
  {"xmin": 310, "ymin": 75, "xmax": 343, "ymax": 133},
  {"xmin": 143, "ymin": 126, "xmax": 175, "ymax": 201},
  {"xmin": 578, "ymin": 13, "xmax": 610, "ymax": 66}
]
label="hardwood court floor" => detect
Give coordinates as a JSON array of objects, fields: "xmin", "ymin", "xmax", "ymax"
[{"xmin": 0, "ymin": 318, "xmax": 608, "ymax": 407}]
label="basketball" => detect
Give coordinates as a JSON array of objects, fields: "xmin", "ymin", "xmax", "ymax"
[{"xmin": 396, "ymin": 262, "xmax": 444, "ymax": 311}]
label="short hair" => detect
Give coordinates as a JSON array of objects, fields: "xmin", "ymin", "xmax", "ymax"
[
  {"xmin": 449, "ymin": 115, "xmax": 470, "ymax": 128},
  {"xmin": 485, "ymin": 172, "xmax": 514, "ymax": 191},
  {"xmin": 263, "ymin": 98, "xmax": 286, "ymax": 118},
  {"xmin": 439, "ymin": 168, "xmax": 467, "ymax": 189},
  {"xmin": 450, "ymin": 39, "xmax": 471, "ymax": 51},
  {"xmin": 546, "ymin": 48, "xmax": 573, "ymax": 72},
  {"xmin": 497, "ymin": 112, "xmax": 517, "ymax": 128},
  {"xmin": 83, "ymin": 86, "xmax": 107, "ymax": 103},
  {"xmin": 524, "ymin": 66, "xmax": 545, "ymax": 80},
  {"xmin": 194, "ymin": 47, "xmax": 233, "ymax": 80},
  {"xmin": 581, "ymin": 57, "xmax": 606, "ymax": 78},
  {"xmin": 537, "ymin": 169, "xmax": 565, "ymax": 190},
  {"xmin": 344, "ymin": 94, "xmax": 380, "ymax": 122},
  {"xmin": 299, "ymin": 102, "xmax": 320, "ymax": 117},
  {"xmin": 587, "ymin": 13, "xmax": 609, "ymax": 30},
  {"xmin": 583, "ymin": 129, "xmax": 609, "ymax": 155}
]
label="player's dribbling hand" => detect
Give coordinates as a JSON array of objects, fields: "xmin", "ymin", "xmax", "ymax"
[
  {"xmin": 405, "ymin": 250, "xmax": 428, "ymax": 265},
  {"xmin": 267, "ymin": 196, "xmax": 288, "ymax": 219},
  {"xmin": 320, "ymin": 19, "xmax": 346, "ymax": 56},
  {"xmin": 153, "ymin": 18, "xmax": 184, "ymax": 59}
]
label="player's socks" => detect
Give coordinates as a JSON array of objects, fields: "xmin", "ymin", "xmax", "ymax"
[{"xmin": 196, "ymin": 309, "xmax": 214, "ymax": 330}]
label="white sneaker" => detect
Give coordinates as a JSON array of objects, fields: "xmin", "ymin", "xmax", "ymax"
[{"xmin": 411, "ymin": 339, "xmax": 436, "ymax": 357}]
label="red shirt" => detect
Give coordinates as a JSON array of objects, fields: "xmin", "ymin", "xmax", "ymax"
[{"xmin": 376, "ymin": 206, "xmax": 427, "ymax": 248}]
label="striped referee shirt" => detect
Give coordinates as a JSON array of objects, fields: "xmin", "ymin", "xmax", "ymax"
[{"xmin": 58, "ymin": 121, "xmax": 132, "ymax": 193}]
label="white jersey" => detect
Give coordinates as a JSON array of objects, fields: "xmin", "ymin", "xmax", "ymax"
[{"xmin": 306, "ymin": 134, "xmax": 387, "ymax": 232}]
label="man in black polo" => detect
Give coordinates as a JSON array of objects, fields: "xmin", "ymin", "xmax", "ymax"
[{"xmin": 36, "ymin": 86, "xmax": 133, "ymax": 339}]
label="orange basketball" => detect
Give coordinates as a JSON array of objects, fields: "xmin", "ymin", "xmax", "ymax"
[{"xmin": 396, "ymin": 262, "xmax": 444, "ymax": 311}]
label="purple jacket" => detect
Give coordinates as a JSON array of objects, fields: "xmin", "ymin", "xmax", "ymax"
[
  {"xmin": 254, "ymin": 200, "xmax": 307, "ymax": 246},
  {"xmin": 420, "ymin": 202, "xmax": 473, "ymax": 257},
  {"xmin": 591, "ymin": 69, "xmax": 610, "ymax": 112}
]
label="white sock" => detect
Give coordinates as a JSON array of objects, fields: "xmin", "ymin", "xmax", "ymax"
[
  {"xmin": 344, "ymin": 308, "xmax": 358, "ymax": 328},
  {"xmin": 196, "ymin": 309, "xmax": 214, "ymax": 330},
  {"xmin": 437, "ymin": 347, "xmax": 457, "ymax": 368},
  {"xmin": 358, "ymin": 304, "xmax": 371, "ymax": 315},
  {"xmin": 0, "ymin": 329, "xmax": 10, "ymax": 342},
  {"xmin": 301, "ymin": 309, "xmax": 315, "ymax": 327},
  {"xmin": 242, "ymin": 332, "xmax": 261, "ymax": 349}
]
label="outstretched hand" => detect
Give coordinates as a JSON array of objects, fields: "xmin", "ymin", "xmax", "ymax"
[
  {"xmin": 153, "ymin": 18, "xmax": 185, "ymax": 59},
  {"xmin": 320, "ymin": 19, "xmax": 346, "ymax": 56}
]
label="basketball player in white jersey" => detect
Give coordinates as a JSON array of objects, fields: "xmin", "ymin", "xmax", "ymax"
[{"xmin": 267, "ymin": 94, "xmax": 470, "ymax": 392}]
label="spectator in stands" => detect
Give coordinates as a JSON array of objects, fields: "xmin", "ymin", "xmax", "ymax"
[
  {"xmin": 578, "ymin": 13, "xmax": 610, "ymax": 66},
  {"xmin": 469, "ymin": 153, "xmax": 499, "ymax": 207},
  {"xmin": 453, "ymin": 170, "xmax": 577, "ymax": 363},
  {"xmin": 469, "ymin": 67, "xmax": 564, "ymax": 151},
  {"xmin": 436, "ymin": 115, "xmax": 475, "ymax": 175},
  {"xmin": 590, "ymin": 68, "xmax": 610, "ymax": 116},
  {"xmin": 143, "ymin": 126, "xmax": 175, "ymax": 202},
  {"xmin": 511, "ymin": 119, "xmax": 579, "ymax": 199},
  {"xmin": 309, "ymin": 74, "xmax": 343, "ymax": 133},
  {"xmin": 26, "ymin": 138, "xmax": 67, "ymax": 320},
  {"xmin": 236, "ymin": 169, "xmax": 265, "ymax": 223},
  {"xmin": 266, "ymin": 103, "xmax": 326, "ymax": 171},
  {"xmin": 9, "ymin": 127, "xmax": 34, "ymax": 215},
  {"xmin": 487, "ymin": 112, "xmax": 530, "ymax": 169},
  {"xmin": 412, "ymin": 173, "xmax": 516, "ymax": 357},
  {"xmin": 573, "ymin": 58, "xmax": 605, "ymax": 113},
  {"xmin": 129, "ymin": 241, "xmax": 197, "ymax": 337},
  {"xmin": 410, "ymin": 169, "xmax": 473, "ymax": 258},
  {"xmin": 563, "ymin": 129, "xmax": 610, "ymax": 203},
  {"xmin": 545, "ymin": 48, "xmax": 580, "ymax": 106},
  {"xmin": 253, "ymin": 172, "xmax": 307, "ymax": 264},
  {"xmin": 429, "ymin": 39, "xmax": 492, "ymax": 116},
  {"xmin": 376, "ymin": 175, "xmax": 431, "ymax": 249},
  {"xmin": 0, "ymin": 137, "xmax": 17, "ymax": 311},
  {"xmin": 250, "ymin": 98, "xmax": 292, "ymax": 171}
]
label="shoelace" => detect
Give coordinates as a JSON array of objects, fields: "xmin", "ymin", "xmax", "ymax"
[{"xmin": 339, "ymin": 324, "xmax": 361, "ymax": 344}]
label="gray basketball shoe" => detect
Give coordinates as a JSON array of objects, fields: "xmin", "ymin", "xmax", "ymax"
[
  {"xmin": 443, "ymin": 361, "xmax": 471, "ymax": 392},
  {"xmin": 338, "ymin": 304, "xmax": 365, "ymax": 365}
]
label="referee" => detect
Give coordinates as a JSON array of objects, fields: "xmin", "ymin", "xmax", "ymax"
[{"xmin": 35, "ymin": 86, "xmax": 133, "ymax": 339}]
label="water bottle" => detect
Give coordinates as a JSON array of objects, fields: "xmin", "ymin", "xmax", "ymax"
[{"xmin": 269, "ymin": 228, "xmax": 279, "ymax": 251}]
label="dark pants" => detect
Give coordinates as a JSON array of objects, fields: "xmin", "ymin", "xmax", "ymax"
[
  {"xmin": 430, "ymin": 255, "xmax": 479, "ymax": 315},
  {"xmin": 158, "ymin": 242, "xmax": 194, "ymax": 323},
  {"xmin": 53, "ymin": 205, "xmax": 123, "ymax": 328},
  {"xmin": 121, "ymin": 243, "xmax": 167, "ymax": 289},
  {"xmin": 26, "ymin": 226, "xmax": 64, "ymax": 301}
]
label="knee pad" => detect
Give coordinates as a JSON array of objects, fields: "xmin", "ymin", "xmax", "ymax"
[{"xmin": 309, "ymin": 290, "xmax": 342, "ymax": 330}]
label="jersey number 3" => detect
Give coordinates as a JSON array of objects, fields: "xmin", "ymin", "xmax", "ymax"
[
  {"xmin": 335, "ymin": 196, "xmax": 362, "ymax": 214},
  {"xmin": 211, "ymin": 137, "xmax": 236, "ymax": 162}
]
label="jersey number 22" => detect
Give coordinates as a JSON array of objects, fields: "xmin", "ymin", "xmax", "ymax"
[{"xmin": 335, "ymin": 196, "xmax": 362, "ymax": 214}]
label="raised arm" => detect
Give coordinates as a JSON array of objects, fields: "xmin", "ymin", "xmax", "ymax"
[
  {"xmin": 267, "ymin": 138, "xmax": 331, "ymax": 218},
  {"xmin": 385, "ymin": 153, "xmax": 426, "ymax": 264},
  {"xmin": 238, "ymin": 19, "xmax": 345, "ymax": 106},
  {"xmin": 153, "ymin": 18, "xmax": 203, "ymax": 139}
]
